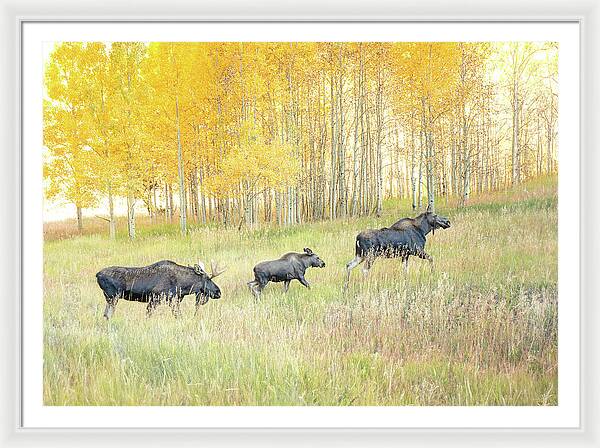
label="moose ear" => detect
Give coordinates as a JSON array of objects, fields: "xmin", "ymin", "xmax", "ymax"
[{"xmin": 303, "ymin": 247, "xmax": 313, "ymax": 255}]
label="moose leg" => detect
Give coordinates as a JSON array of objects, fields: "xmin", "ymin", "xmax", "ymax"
[
  {"xmin": 103, "ymin": 294, "xmax": 118, "ymax": 320},
  {"xmin": 251, "ymin": 273, "xmax": 269, "ymax": 299},
  {"xmin": 362, "ymin": 257, "xmax": 374, "ymax": 276},
  {"xmin": 298, "ymin": 275, "xmax": 311, "ymax": 289},
  {"xmin": 146, "ymin": 296, "xmax": 159, "ymax": 317},
  {"xmin": 247, "ymin": 280, "xmax": 263, "ymax": 298},
  {"xmin": 345, "ymin": 255, "xmax": 364, "ymax": 286},
  {"xmin": 247, "ymin": 281, "xmax": 258, "ymax": 298},
  {"xmin": 248, "ymin": 280, "xmax": 265, "ymax": 300},
  {"xmin": 254, "ymin": 283, "xmax": 266, "ymax": 299},
  {"xmin": 172, "ymin": 295, "xmax": 183, "ymax": 318},
  {"xmin": 283, "ymin": 280, "xmax": 291, "ymax": 293},
  {"xmin": 403, "ymin": 256, "xmax": 410, "ymax": 273},
  {"xmin": 416, "ymin": 250, "xmax": 434, "ymax": 270},
  {"xmin": 194, "ymin": 294, "xmax": 209, "ymax": 316}
]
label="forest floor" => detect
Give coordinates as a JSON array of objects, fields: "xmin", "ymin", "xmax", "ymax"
[{"xmin": 43, "ymin": 175, "xmax": 558, "ymax": 405}]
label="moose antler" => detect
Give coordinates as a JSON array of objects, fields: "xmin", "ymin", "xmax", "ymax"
[
  {"xmin": 193, "ymin": 261, "xmax": 206, "ymax": 275},
  {"xmin": 209, "ymin": 259, "xmax": 227, "ymax": 279}
]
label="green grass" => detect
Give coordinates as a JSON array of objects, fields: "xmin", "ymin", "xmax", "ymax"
[{"xmin": 43, "ymin": 176, "xmax": 558, "ymax": 406}]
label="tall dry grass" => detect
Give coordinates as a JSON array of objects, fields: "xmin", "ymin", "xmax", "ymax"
[{"xmin": 43, "ymin": 176, "xmax": 558, "ymax": 405}]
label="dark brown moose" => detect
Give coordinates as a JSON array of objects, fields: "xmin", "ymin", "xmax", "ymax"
[
  {"xmin": 247, "ymin": 248, "xmax": 326, "ymax": 299},
  {"xmin": 345, "ymin": 204, "xmax": 451, "ymax": 286},
  {"xmin": 96, "ymin": 260, "xmax": 226, "ymax": 319}
]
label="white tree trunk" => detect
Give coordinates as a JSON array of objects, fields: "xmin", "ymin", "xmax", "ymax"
[
  {"xmin": 511, "ymin": 78, "xmax": 520, "ymax": 185},
  {"xmin": 108, "ymin": 182, "xmax": 116, "ymax": 239},
  {"xmin": 76, "ymin": 206, "xmax": 83, "ymax": 233},
  {"xmin": 127, "ymin": 193, "xmax": 136, "ymax": 240},
  {"xmin": 175, "ymin": 95, "xmax": 187, "ymax": 235}
]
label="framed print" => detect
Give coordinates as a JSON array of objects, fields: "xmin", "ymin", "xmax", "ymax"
[{"xmin": 1, "ymin": 0, "xmax": 599, "ymax": 446}]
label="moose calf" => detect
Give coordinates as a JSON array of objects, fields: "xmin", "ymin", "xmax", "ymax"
[{"xmin": 247, "ymin": 248, "xmax": 326, "ymax": 298}]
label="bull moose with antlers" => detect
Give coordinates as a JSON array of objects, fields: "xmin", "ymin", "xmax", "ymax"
[{"xmin": 96, "ymin": 259, "xmax": 226, "ymax": 319}]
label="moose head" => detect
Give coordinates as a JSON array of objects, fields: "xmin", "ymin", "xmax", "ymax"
[
  {"xmin": 424, "ymin": 203, "xmax": 451, "ymax": 232},
  {"xmin": 192, "ymin": 260, "xmax": 227, "ymax": 303},
  {"xmin": 303, "ymin": 247, "xmax": 326, "ymax": 268}
]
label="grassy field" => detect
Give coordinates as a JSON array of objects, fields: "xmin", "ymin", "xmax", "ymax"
[{"xmin": 43, "ymin": 176, "xmax": 558, "ymax": 406}]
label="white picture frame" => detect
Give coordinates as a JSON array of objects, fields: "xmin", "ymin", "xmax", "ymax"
[{"xmin": 2, "ymin": 0, "xmax": 598, "ymax": 446}]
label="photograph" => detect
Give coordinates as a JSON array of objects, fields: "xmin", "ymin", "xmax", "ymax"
[{"xmin": 42, "ymin": 40, "xmax": 559, "ymax": 407}]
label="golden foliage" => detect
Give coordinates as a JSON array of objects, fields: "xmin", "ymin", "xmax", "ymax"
[{"xmin": 43, "ymin": 41, "xmax": 558, "ymax": 225}]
